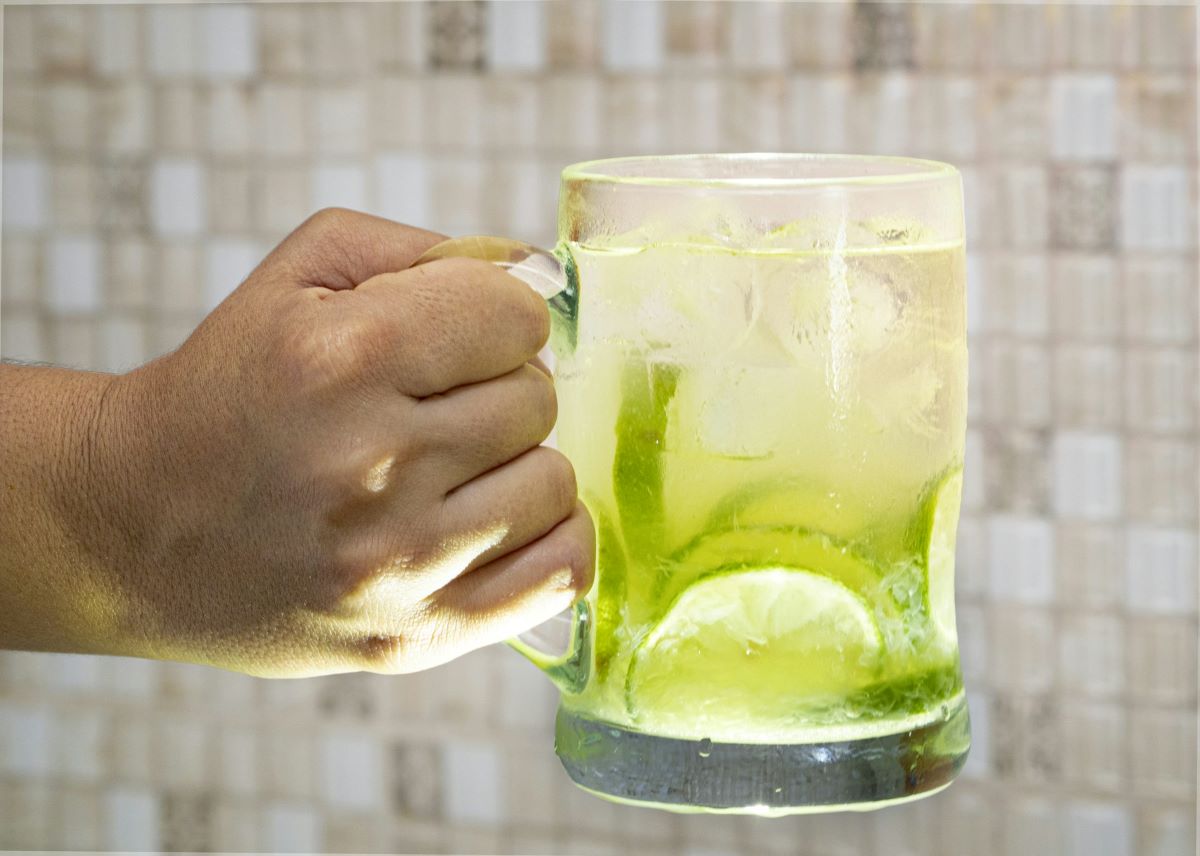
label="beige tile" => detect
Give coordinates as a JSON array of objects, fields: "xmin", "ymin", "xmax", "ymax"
[
  {"xmin": 105, "ymin": 713, "xmax": 154, "ymax": 783},
  {"xmin": 1058, "ymin": 613, "xmax": 1125, "ymax": 698},
  {"xmin": 547, "ymin": 0, "xmax": 600, "ymax": 69},
  {"xmin": 603, "ymin": 77, "xmax": 665, "ymax": 154},
  {"xmin": 207, "ymin": 165, "xmax": 256, "ymax": 235},
  {"xmin": 914, "ymin": 4, "xmax": 980, "ymax": 71},
  {"xmin": 258, "ymin": 5, "xmax": 308, "ymax": 77},
  {"xmin": 99, "ymin": 81, "xmax": 152, "ymax": 156},
  {"xmin": 937, "ymin": 786, "xmax": 1000, "ymax": 856},
  {"xmin": 983, "ymin": 255, "xmax": 1049, "ymax": 336},
  {"xmin": 1049, "ymin": 4, "xmax": 1122, "ymax": 69},
  {"xmin": 1126, "ymin": 616, "xmax": 1198, "ymax": 706},
  {"xmin": 665, "ymin": 74, "xmax": 723, "ymax": 153},
  {"xmin": 982, "ymin": 341, "xmax": 1052, "ymax": 428},
  {"xmin": 256, "ymin": 83, "xmax": 311, "ymax": 157},
  {"xmin": 1053, "ymin": 345, "xmax": 1122, "ymax": 429},
  {"xmin": 1119, "ymin": 75, "xmax": 1197, "ymax": 162},
  {"xmin": 1122, "ymin": 256, "xmax": 1197, "ymax": 345},
  {"xmin": 1056, "ymin": 523, "xmax": 1126, "ymax": 609},
  {"xmin": 425, "ymin": 76, "xmax": 485, "ymax": 151},
  {"xmin": 1125, "ymin": 438, "xmax": 1198, "ymax": 525},
  {"xmin": 152, "ymin": 241, "xmax": 203, "ymax": 315},
  {"xmin": 3, "ymin": 6, "xmax": 40, "ymax": 74},
  {"xmin": 1132, "ymin": 6, "xmax": 1197, "ymax": 71},
  {"xmin": 47, "ymin": 82, "xmax": 94, "ymax": 154},
  {"xmin": 50, "ymin": 317, "xmax": 98, "ymax": 369},
  {"xmin": 51, "ymin": 785, "xmax": 104, "ymax": 849},
  {"xmin": 370, "ymin": 77, "xmax": 427, "ymax": 149},
  {"xmin": 1129, "ymin": 707, "xmax": 1197, "ymax": 799},
  {"xmin": 987, "ymin": 606, "xmax": 1055, "ymax": 693},
  {"xmin": 0, "ymin": 780, "xmax": 52, "ymax": 849},
  {"xmin": 982, "ymin": 76, "xmax": 1049, "ymax": 161},
  {"xmin": 2, "ymin": 82, "xmax": 46, "ymax": 154},
  {"xmin": 787, "ymin": 3, "xmax": 853, "ymax": 70},
  {"xmin": 1, "ymin": 236, "xmax": 43, "ymax": 306},
  {"xmin": 307, "ymin": 4, "xmax": 371, "ymax": 79},
  {"xmin": 1124, "ymin": 347, "xmax": 1197, "ymax": 435},
  {"xmin": 206, "ymin": 84, "xmax": 254, "ymax": 156},
  {"xmin": 261, "ymin": 729, "xmax": 316, "ymax": 799},
  {"xmin": 49, "ymin": 161, "xmax": 98, "ymax": 230},
  {"xmin": 210, "ymin": 800, "xmax": 259, "ymax": 851},
  {"xmin": 721, "ymin": 76, "xmax": 785, "ymax": 152},
  {"xmin": 982, "ymin": 4, "xmax": 1050, "ymax": 72},
  {"xmin": 323, "ymin": 813, "xmax": 390, "ymax": 852},
  {"xmin": 1060, "ymin": 702, "xmax": 1127, "ymax": 794},
  {"xmin": 665, "ymin": 2, "xmax": 727, "ymax": 66},
  {"xmin": 988, "ymin": 166, "xmax": 1049, "ymax": 250},
  {"xmin": 260, "ymin": 164, "xmax": 313, "ymax": 237},
  {"xmin": 154, "ymin": 83, "xmax": 201, "ymax": 155},
  {"xmin": 38, "ymin": 6, "xmax": 93, "ymax": 76},
  {"xmin": 539, "ymin": 75, "xmax": 602, "ymax": 153},
  {"xmin": 1050, "ymin": 254, "xmax": 1121, "ymax": 342},
  {"xmin": 1136, "ymin": 804, "xmax": 1196, "ymax": 856}
]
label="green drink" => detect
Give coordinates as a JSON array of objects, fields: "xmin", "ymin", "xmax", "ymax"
[
  {"xmin": 556, "ymin": 236, "xmax": 967, "ymax": 746},
  {"xmin": 419, "ymin": 154, "xmax": 971, "ymax": 813}
]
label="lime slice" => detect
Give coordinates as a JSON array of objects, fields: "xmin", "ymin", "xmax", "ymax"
[
  {"xmin": 665, "ymin": 526, "xmax": 883, "ymax": 607},
  {"xmin": 625, "ymin": 567, "xmax": 884, "ymax": 738},
  {"xmin": 922, "ymin": 469, "xmax": 962, "ymax": 641}
]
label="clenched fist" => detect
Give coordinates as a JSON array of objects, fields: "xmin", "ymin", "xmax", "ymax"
[{"xmin": 0, "ymin": 209, "xmax": 595, "ymax": 677}]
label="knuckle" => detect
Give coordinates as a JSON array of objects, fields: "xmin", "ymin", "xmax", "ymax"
[
  {"xmin": 540, "ymin": 448, "xmax": 578, "ymax": 517},
  {"xmin": 303, "ymin": 207, "xmax": 356, "ymax": 239},
  {"xmin": 524, "ymin": 365, "xmax": 558, "ymax": 436},
  {"xmin": 277, "ymin": 313, "xmax": 380, "ymax": 397},
  {"xmin": 548, "ymin": 530, "xmax": 596, "ymax": 597}
]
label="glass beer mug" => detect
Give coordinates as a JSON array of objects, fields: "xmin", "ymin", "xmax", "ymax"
[{"xmin": 417, "ymin": 154, "xmax": 970, "ymax": 814}]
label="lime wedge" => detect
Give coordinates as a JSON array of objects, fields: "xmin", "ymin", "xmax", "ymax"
[
  {"xmin": 923, "ymin": 469, "xmax": 962, "ymax": 641},
  {"xmin": 625, "ymin": 567, "xmax": 884, "ymax": 738}
]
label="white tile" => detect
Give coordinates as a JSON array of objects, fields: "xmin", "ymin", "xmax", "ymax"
[
  {"xmin": 101, "ymin": 656, "xmax": 159, "ymax": 699},
  {"xmin": 257, "ymin": 84, "xmax": 310, "ymax": 156},
  {"xmin": 603, "ymin": 1, "xmax": 663, "ymax": 69},
  {"xmin": 147, "ymin": 6, "xmax": 199, "ymax": 77},
  {"xmin": 47, "ymin": 235, "xmax": 101, "ymax": 313},
  {"xmin": 496, "ymin": 647, "xmax": 558, "ymax": 733},
  {"xmin": 1059, "ymin": 615, "xmax": 1124, "ymax": 697},
  {"xmin": 158, "ymin": 717, "xmax": 211, "ymax": 790},
  {"xmin": 48, "ymin": 83, "xmax": 92, "ymax": 152},
  {"xmin": 100, "ymin": 317, "xmax": 145, "ymax": 373},
  {"xmin": 319, "ymin": 731, "xmax": 382, "ymax": 810},
  {"xmin": 956, "ymin": 603, "xmax": 987, "ymax": 683},
  {"xmin": 375, "ymin": 153, "xmax": 430, "ymax": 226},
  {"xmin": 94, "ymin": 6, "xmax": 140, "ymax": 76},
  {"xmin": 1052, "ymin": 431, "xmax": 1122, "ymax": 519},
  {"xmin": 203, "ymin": 5, "xmax": 257, "ymax": 78},
  {"xmin": 313, "ymin": 87, "xmax": 369, "ymax": 156},
  {"xmin": 204, "ymin": 238, "xmax": 260, "ymax": 312},
  {"xmin": 729, "ymin": 3, "xmax": 786, "ymax": 70},
  {"xmin": 987, "ymin": 515, "xmax": 1055, "ymax": 604},
  {"xmin": 0, "ymin": 312, "xmax": 45, "ymax": 362},
  {"xmin": 1066, "ymin": 801, "xmax": 1133, "ymax": 856},
  {"xmin": 1125, "ymin": 527, "xmax": 1198, "ymax": 615},
  {"xmin": 311, "ymin": 163, "xmax": 368, "ymax": 213},
  {"xmin": 2, "ymin": 155, "xmax": 47, "ymax": 231},
  {"xmin": 218, "ymin": 727, "xmax": 258, "ymax": 796},
  {"xmin": 488, "ymin": 1, "xmax": 546, "ymax": 70},
  {"xmin": 1005, "ymin": 798, "xmax": 1065, "ymax": 855},
  {"xmin": 151, "ymin": 159, "xmax": 206, "ymax": 236},
  {"xmin": 265, "ymin": 802, "xmax": 322, "ymax": 852},
  {"xmin": 962, "ymin": 691, "xmax": 989, "ymax": 780},
  {"xmin": 206, "ymin": 85, "xmax": 254, "ymax": 155},
  {"xmin": 442, "ymin": 741, "xmax": 503, "ymax": 824},
  {"xmin": 0, "ymin": 702, "xmax": 53, "ymax": 775},
  {"xmin": 53, "ymin": 709, "xmax": 105, "ymax": 782},
  {"xmin": 1123, "ymin": 258, "xmax": 1197, "ymax": 345},
  {"xmin": 1050, "ymin": 75, "xmax": 1117, "ymax": 160},
  {"xmin": 962, "ymin": 430, "xmax": 985, "ymax": 512},
  {"xmin": 1121, "ymin": 166, "xmax": 1194, "ymax": 251},
  {"xmin": 964, "ymin": 252, "xmax": 985, "ymax": 335},
  {"xmin": 44, "ymin": 653, "xmax": 102, "ymax": 693},
  {"xmin": 105, "ymin": 788, "xmax": 160, "ymax": 850}
]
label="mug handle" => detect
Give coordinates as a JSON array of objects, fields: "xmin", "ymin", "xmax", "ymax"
[{"xmin": 412, "ymin": 236, "xmax": 591, "ymax": 695}]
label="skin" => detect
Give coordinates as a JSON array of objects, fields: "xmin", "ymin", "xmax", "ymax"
[{"xmin": 0, "ymin": 209, "xmax": 596, "ymax": 678}]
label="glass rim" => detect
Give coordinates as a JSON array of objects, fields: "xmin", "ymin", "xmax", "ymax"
[{"xmin": 561, "ymin": 153, "xmax": 960, "ymax": 190}]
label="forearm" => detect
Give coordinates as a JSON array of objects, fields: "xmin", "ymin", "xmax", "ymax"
[{"xmin": 0, "ymin": 362, "xmax": 138, "ymax": 655}]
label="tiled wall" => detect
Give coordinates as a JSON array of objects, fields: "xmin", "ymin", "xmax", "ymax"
[{"xmin": 1, "ymin": 2, "xmax": 1197, "ymax": 854}]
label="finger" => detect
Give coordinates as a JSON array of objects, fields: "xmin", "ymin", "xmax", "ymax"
[
  {"xmin": 529, "ymin": 354, "xmax": 551, "ymax": 378},
  {"xmin": 415, "ymin": 363, "xmax": 557, "ymax": 489},
  {"xmin": 407, "ymin": 445, "xmax": 577, "ymax": 595},
  {"xmin": 399, "ymin": 502, "xmax": 594, "ymax": 671},
  {"xmin": 268, "ymin": 208, "xmax": 447, "ymax": 291},
  {"xmin": 357, "ymin": 257, "xmax": 550, "ymax": 397}
]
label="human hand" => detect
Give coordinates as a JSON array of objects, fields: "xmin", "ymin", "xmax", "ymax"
[{"xmin": 58, "ymin": 209, "xmax": 595, "ymax": 677}]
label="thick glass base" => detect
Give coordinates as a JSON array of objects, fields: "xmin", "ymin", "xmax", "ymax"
[{"xmin": 554, "ymin": 695, "xmax": 970, "ymax": 815}]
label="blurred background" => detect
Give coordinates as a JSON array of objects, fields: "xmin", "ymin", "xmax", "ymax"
[{"xmin": 0, "ymin": 1, "xmax": 1196, "ymax": 854}]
